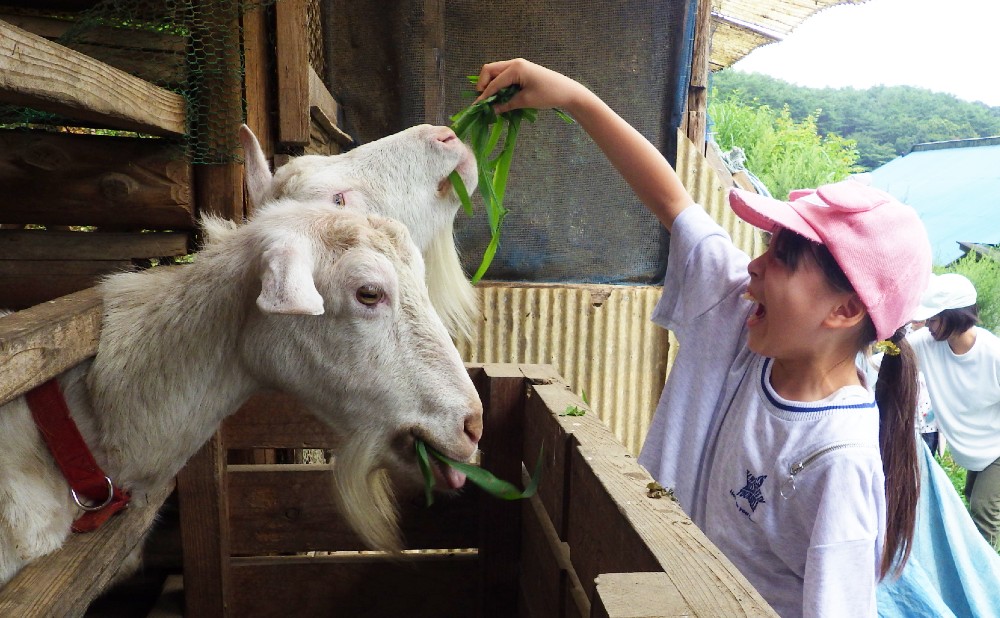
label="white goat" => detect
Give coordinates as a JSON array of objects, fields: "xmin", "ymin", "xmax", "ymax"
[
  {"xmin": 0, "ymin": 202, "xmax": 483, "ymax": 586},
  {"xmin": 240, "ymin": 123, "xmax": 480, "ymax": 341}
]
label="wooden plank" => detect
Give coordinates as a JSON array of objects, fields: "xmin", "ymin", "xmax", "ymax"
[
  {"xmin": 228, "ymin": 464, "xmax": 479, "ymax": 554},
  {"xmin": 0, "ymin": 230, "xmax": 189, "ymax": 260},
  {"xmin": 223, "ymin": 391, "xmax": 339, "ymax": 449},
  {"xmin": 229, "ymin": 553, "xmax": 480, "ymax": 617},
  {"xmin": 0, "ymin": 12, "xmax": 186, "ymax": 88},
  {"xmin": 0, "ymin": 131, "xmax": 193, "ymax": 229},
  {"xmin": 519, "ymin": 490, "xmax": 588, "ymax": 618},
  {"xmin": 308, "ymin": 66, "xmax": 353, "ymax": 147},
  {"xmin": 0, "ymin": 286, "xmax": 101, "ymax": 406},
  {"xmin": 275, "ymin": 0, "xmax": 310, "ymax": 147},
  {"xmin": 0, "ymin": 261, "xmax": 130, "ymax": 310},
  {"xmin": 194, "ymin": 164, "xmax": 244, "ymax": 221},
  {"xmin": 0, "ymin": 19, "xmax": 186, "ymax": 136},
  {"xmin": 176, "ymin": 433, "xmax": 230, "ymax": 618},
  {"xmin": 0, "ymin": 480, "xmax": 175, "ymax": 618},
  {"xmin": 565, "ymin": 446, "xmax": 666, "ymax": 604},
  {"xmin": 591, "ymin": 572, "xmax": 690, "ymax": 618},
  {"xmin": 564, "ymin": 450, "xmax": 776, "ymax": 617},
  {"xmin": 523, "ymin": 371, "xmax": 776, "ymax": 616},
  {"xmin": 475, "ymin": 364, "xmax": 535, "ymax": 618}
]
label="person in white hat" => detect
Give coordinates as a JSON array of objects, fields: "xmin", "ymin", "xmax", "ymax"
[
  {"xmin": 907, "ymin": 273, "xmax": 1000, "ymax": 549},
  {"xmin": 474, "ymin": 58, "xmax": 933, "ymax": 618}
]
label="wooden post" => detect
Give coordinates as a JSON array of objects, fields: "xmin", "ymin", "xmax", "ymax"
[
  {"xmin": 423, "ymin": 0, "xmax": 446, "ymax": 126},
  {"xmin": 276, "ymin": 0, "xmax": 310, "ymax": 148},
  {"xmin": 177, "ymin": 432, "xmax": 231, "ymax": 617},
  {"xmin": 190, "ymin": 0, "xmax": 244, "ymax": 222},
  {"xmin": 242, "ymin": 1, "xmax": 275, "ymax": 218},
  {"xmin": 685, "ymin": 0, "xmax": 712, "ymax": 153},
  {"xmin": 474, "ymin": 365, "xmax": 529, "ymax": 618}
]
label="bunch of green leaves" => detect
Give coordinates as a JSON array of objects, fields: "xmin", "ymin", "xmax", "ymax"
[
  {"xmin": 449, "ymin": 76, "xmax": 573, "ymax": 283},
  {"xmin": 560, "ymin": 389, "xmax": 589, "ymax": 416},
  {"xmin": 415, "ymin": 438, "xmax": 542, "ymax": 507}
]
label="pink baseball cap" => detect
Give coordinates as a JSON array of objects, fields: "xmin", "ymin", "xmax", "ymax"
[{"xmin": 729, "ymin": 178, "xmax": 932, "ymax": 341}]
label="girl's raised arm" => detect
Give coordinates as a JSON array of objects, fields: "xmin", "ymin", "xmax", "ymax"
[{"xmin": 475, "ymin": 59, "xmax": 694, "ymax": 232}]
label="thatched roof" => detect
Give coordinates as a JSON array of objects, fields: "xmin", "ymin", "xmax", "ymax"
[{"xmin": 711, "ymin": 0, "xmax": 868, "ymax": 70}]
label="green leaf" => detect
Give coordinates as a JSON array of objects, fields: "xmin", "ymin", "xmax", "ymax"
[
  {"xmin": 448, "ymin": 170, "xmax": 474, "ymax": 216},
  {"xmin": 415, "ymin": 438, "xmax": 543, "ymax": 503},
  {"xmin": 415, "ymin": 439, "xmax": 436, "ymax": 506},
  {"xmin": 554, "ymin": 108, "xmax": 576, "ymax": 124},
  {"xmin": 470, "ymin": 230, "xmax": 501, "ymax": 285},
  {"xmin": 492, "ymin": 115, "xmax": 521, "ymax": 206}
]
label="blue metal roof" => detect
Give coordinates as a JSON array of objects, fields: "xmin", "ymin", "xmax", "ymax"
[{"xmin": 868, "ymin": 138, "xmax": 1000, "ymax": 265}]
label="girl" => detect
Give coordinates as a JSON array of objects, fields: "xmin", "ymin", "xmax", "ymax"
[
  {"xmin": 474, "ymin": 58, "xmax": 931, "ymax": 617},
  {"xmin": 908, "ymin": 273, "xmax": 1000, "ymax": 548}
]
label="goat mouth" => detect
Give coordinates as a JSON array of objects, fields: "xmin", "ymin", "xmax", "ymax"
[{"xmin": 406, "ymin": 432, "xmax": 471, "ymax": 491}]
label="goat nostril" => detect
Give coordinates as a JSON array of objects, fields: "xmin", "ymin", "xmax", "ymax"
[
  {"xmin": 464, "ymin": 414, "xmax": 483, "ymax": 444},
  {"xmin": 435, "ymin": 127, "xmax": 457, "ymax": 144}
]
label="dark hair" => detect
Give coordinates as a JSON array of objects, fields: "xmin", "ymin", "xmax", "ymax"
[
  {"xmin": 773, "ymin": 228, "xmax": 918, "ymax": 579},
  {"xmin": 930, "ymin": 305, "xmax": 979, "ymax": 340}
]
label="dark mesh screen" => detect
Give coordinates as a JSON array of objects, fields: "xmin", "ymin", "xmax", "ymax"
[{"xmin": 328, "ymin": 0, "xmax": 686, "ymax": 284}]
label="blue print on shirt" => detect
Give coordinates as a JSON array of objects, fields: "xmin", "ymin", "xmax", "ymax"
[{"xmin": 730, "ymin": 470, "xmax": 767, "ymax": 519}]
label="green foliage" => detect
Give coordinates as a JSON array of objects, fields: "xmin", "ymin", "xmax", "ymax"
[
  {"xmin": 935, "ymin": 450, "xmax": 969, "ymax": 508},
  {"xmin": 938, "ymin": 253, "xmax": 1000, "ymax": 335},
  {"xmin": 708, "ymin": 92, "xmax": 862, "ymax": 200},
  {"xmin": 711, "ymin": 71, "xmax": 1000, "ymax": 171}
]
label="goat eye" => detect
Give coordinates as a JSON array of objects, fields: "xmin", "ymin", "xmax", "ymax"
[
  {"xmin": 333, "ymin": 193, "xmax": 345, "ymax": 207},
  {"xmin": 356, "ymin": 285, "xmax": 383, "ymax": 306}
]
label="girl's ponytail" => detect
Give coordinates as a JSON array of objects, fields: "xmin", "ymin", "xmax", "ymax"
[{"xmin": 874, "ymin": 326, "xmax": 920, "ymax": 579}]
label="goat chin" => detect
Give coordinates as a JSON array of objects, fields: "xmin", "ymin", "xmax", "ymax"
[
  {"xmin": 332, "ymin": 435, "xmax": 402, "ymax": 552},
  {"xmin": 425, "ymin": 221, "xmax": 478, "ymax": 343}
]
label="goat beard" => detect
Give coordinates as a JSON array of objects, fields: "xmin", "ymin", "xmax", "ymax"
[{"xmin": 331, "ymin": 433, "xmax": 402, "ymax": 552}]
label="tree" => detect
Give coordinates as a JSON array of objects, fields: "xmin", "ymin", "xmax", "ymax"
[
  {"xmin": 710, "ymin": 71, "xmax": 1000, "ymax": 171},
  {"xmin": 708, "ymin": 91, "xmax": 862, "ymax": 200}
]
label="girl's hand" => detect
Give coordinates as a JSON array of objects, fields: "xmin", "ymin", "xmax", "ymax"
[{"xmin": 473, "ymin": 59, "xmax": 589, "ymax": 115}]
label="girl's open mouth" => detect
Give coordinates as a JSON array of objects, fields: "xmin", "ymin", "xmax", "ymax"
[{"xmin": 743, "ymin": 291, "xmax": 766, "ymax": 327}]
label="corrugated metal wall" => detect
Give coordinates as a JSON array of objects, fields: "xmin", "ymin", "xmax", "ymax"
[
  {"xmin": 459, "ymin": 132, "xmax": 763, "ymax": 457},
  {"xmin": 457, "ymin": 284, "xmax": 668, "ymax": 456}
]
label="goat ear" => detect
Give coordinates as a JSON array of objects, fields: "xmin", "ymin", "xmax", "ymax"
[
  {"xmin": 257, "ymin": 242, "xmax": 325, "ymax": 315},
  {"xmin": 239, "ymin": 124, "xmax": 272, "ymax": 211}
]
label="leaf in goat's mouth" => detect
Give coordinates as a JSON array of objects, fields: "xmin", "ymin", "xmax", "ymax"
[{"xmin": 415, "ymin": 438, "xmax": 543, "ymax": 507}]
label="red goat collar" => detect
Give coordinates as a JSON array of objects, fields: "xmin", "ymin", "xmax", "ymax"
[{"xmin": 26, "ymin": 379, "xmax": 130, "ymax": 533}]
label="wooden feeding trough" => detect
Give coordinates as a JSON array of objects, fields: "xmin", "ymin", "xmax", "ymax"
[{"xmin": 175, "ymin": 363, "xmax": 776, "ymax": 617}]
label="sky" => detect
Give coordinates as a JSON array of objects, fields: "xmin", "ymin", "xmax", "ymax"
[{"xmin": 730, "ymin": 0, "xmax": 1000, "ymax": 107}]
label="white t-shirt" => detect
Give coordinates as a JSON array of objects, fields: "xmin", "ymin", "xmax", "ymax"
[
  {"xmin": 907, "ymin": 326, "xmax": 1000, "ymax": 471},
  {"xmin": 638, "ymin": 206, "xmax": 885, "ymax": 618}
]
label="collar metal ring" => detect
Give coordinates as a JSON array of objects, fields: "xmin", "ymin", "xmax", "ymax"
[{"xmin": 71, "ymin": 476, "xmax": 115, "ymax": 512}]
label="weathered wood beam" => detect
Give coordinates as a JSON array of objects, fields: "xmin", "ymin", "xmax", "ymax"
[
  {"xmin": 0, "ymin": 480, "xmax": 175, "ymax": 618},
  {"xmin": 0, "ymin": 286, "xmax": 102, "ymax": 407},
  {"xmin": 308, "ymin": 67, "xmax": 353, "ymax": 147},
  {"xmin": 0, "ymin": 230, "xmax": 189, "ymax": 261},
  {"xmin": 0, "ymin": 131, "xmax": 193, "ymax": 229},
  {"xmin": 275, "ymin": 0, "xmax": 310, "ymax": 147},
  {"xmin": 0, "ymin": 19, "xmax": 186, "ymax": 136}
]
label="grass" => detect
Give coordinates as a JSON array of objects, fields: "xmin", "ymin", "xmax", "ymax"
[{"xmin": 934, "ymin": 449, "xmax": 969, "ymax": 508}]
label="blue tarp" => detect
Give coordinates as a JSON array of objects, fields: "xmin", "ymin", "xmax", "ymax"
[
  {"xmin": 868, "ymin": 139, "xmax": 1000, "ymax": 265},
  {"xmin": 876, "ymin": 440, "xmax": 1000, "ymax": 617}
]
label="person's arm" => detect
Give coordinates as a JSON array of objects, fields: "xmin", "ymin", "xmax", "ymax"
[{"xmin": 475, "ymin": 58, "xmax": 694, "ymax": 231}]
